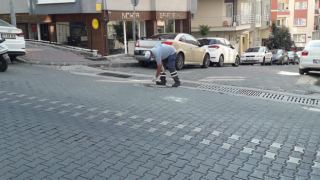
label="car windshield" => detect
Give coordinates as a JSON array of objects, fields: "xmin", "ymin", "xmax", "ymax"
[
  {"xmin": 306, "ymin": 41, "xmax": 320, "ymax": 47},
  {"xmin": 198, "ymin": 39, "xmax": 218, "ymax": 45},
  {"xmin": 296, "ymin": 52, "xmax": 302, "ymax": 55},
  {"xmin": 271, "ymin": 50, "xmax": 282, "ymax": 55},
  {"xmin": 0, "ymin": 20, "xmax": 13, "ymax": 27},
  {"xmin": 288, "ymin": 52, "xmax": 294, "ymax": 55},
  {"xmin": 246, "ymin": 47, "xmax": 264, "ymax": 53},
  {"xmin": 151, "ymin": 33, "xmax": 178, "ymax": 40}
]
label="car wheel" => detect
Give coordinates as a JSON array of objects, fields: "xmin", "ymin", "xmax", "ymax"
[
  {"xmin": 139, "ymin": 61, "xmax": 150, "ymax": 67},
  {"xmin": 261, "ymin": 57, "xmax": 266, "ymax": 66},
  {"xmin": 217, "ymin": 55, "xmax": 224, "ymax": 67},
  {"xmin": 232, "ymin": 56, "xmax": 240, "ymax": 67},
  {"xmin": 299, "ymin": 68, "xmax": 305, "ymax": 75},
  {"xmin": 175, "ymin": 53, "xmax": 184, "ymax": 70},
  {"xmin": 286, "ymin": 59, "xmax": 289, "ymax": 65},
  {"xmin": 292, "ymin": 58, "xmax": 296, "ymax": 65},
  {"xmin": 269, "ymin": 58, "xmax": 273, "ymax": 66},
  {"xmin": 201, "ymin": 54, "xmax": 210, "ymax": 68},
  {"xmin": 0, "ymin": 57, "xmax": 8, "ymax": 72},
  {"xmin": 9, "ymin": 55, "xmax": 17, "ymax": 61},
  {"xmin": 280, "ymin": 59, "xmax": 284, "ymax": 65}
]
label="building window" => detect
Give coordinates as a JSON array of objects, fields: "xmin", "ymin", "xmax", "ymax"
[
  {"xmin": 293, "ymin": 34, "xmax": 306, "ymax": 42},
  {"xmin": 295, "ymin": 2, "xmax": 307, "ymax": 10},
  {"xmin": 278, "ymin": 3, "xmax": 285, "ymax": 11},
  {"xmin": 294, "ymin": 18, "xmax": 307, "ymax": 26},
  {"xmin": 226, "ymin": 3, "xmax": 233, "ymax": 17},
  {"xmin": 277, "ymin": 20, "xmax": 281, "ymax": 26},
  {"xmin": 241, "ymin": 3, "xmax": 253, "ymax": 24}
]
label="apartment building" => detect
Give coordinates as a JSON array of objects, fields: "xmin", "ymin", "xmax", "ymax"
[
  {"xmin": 271, "ymin": 0, "xmax": 320, "ymax": 49},
  {"xmin": 0, "ymin": 0, "xmax": 197, "ymax": 56},
  {"xmin": 191, "ymin": 0, "xmax": 271, "ymax": 55}
]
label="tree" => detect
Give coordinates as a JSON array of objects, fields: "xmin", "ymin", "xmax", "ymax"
[
  {"xmin": 266, "ymin": 20, "xmax": 294, "ymax": 51},
  {"xmin": 199, "ymin": 25, "xmax": 210, "ymax": 37},
  {"xmin": 112, "ymin": 21, "xmax": 139, "ymax": 45}
]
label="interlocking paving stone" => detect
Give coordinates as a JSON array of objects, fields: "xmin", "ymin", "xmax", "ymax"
[
  {"xmin": 175, "ymin": 124, "xmax": 187, "ymax": 129},
  {"xmin": 287, "ymin": 157, "xmax": 301, "ymax": 164},
  {"xmin": 130, "ymin": 115, "xmax": 139, "ymax": 119},
  {"xmin": 212, "ymin": 131, "xmax": 221, "ymax": 136},
  {"xmin": 115, "ymin": 121, "xmax": 127, "ymax": 126},
  {"xmin": 100, "ymin": 118, "xmax": 111, "ymax": 123},
  {"xmin": 200, "ymin": 139, "xmax": 211, "ymax": 145},
  {"xmin": 193, "ymin": 127, "xmax": 202, "ymax": 132},
  {"xmin": 221, "ymin": 143, "xmax": 232, "ymax": 150},
  {"xmin": 294, "ymin": 146, "xmax": 305, "ymax": 153},
  {"xmin": 264, "ymin": 152, "xmax": 277, "ymax": 159},
  {"xmin": 159, "ymin": 121, "xmax": 170, "ymax": 125},
  {"xmin": 181, "ymin": 135, "xmax": 193, "ymax": 141},
  {"xmin": 313, "ymin": 162, "xmax": 320, "ymax": 169},
  {"xmin": 146, "ymin": 128, "xmax": 158, "ymax": 133},
  {"xmin": 130, "ymin": 124, "xmax": 142, "ymax": 129},
  {"xmin": 144, "ymin": 118, "xmax": 154, "ymax": 122},
  {"xmin": 163, "ymin": 131, "xmax": 175, "ymax": 137},
  {"xmin": 251, "ymin": 139, "xmax": 261, "ymax": 144},
  {"xmin": 241, "ymin": 147, "xmax": 255, "ymax": 154},
  {"xmin": 229, "ymin": 135, "xmax": 241, "ymax": 140}
]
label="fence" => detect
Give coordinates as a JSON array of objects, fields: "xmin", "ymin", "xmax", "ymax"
[{"xmin": 27, "ymin": 23, "xmax": 94, "ymax": 52}]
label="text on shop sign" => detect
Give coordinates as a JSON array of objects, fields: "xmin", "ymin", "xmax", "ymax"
[
  {"xmin": 122, "ymin": 13, "xmax": 140, "ymax": 20},
  {"xmin": 159, "ymin": 13, "xmax": 183, "ymax": 19}
]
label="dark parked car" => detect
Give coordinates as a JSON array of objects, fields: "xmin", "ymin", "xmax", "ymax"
[
  {"xmin": 288, "ymin": 51, "xmax": 299, "ymax": 64},
  {"xmin": 271, "ymin": 49, "xmax": 289, "ymax": 65}
]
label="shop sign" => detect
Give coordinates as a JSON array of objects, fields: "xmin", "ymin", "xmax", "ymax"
[
  {"xmin": 122, "ymin": 13, "xmax": 140, "ymax": 20},
  {"xmin": 92, "ymin": 19, "xmax": 99, "ymax": 29},
  {"xmin": 159, "ymin": 13, "xmax": 183, "ymax": 19},
  {"xmin": 0, "ymin": 14, "xmax": 51, "ymax": 23},
  {"xmin": 96, "ymin": 4, "xmax": 102, "ymax": 11},
  {"xmin": 31, "ymin": 24, "xmax": 37, "ymax": 32}
]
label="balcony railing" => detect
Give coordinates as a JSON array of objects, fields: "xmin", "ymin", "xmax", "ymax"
[{"xmin": 191, "ymin": 14, "xmax": 254, "ymax": 28}]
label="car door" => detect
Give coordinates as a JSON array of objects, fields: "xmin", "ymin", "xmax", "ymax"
[
  {"xmin": 177, "ymin": 35, "xmax": 192, "ymax": 63},
  {"xmin": 218, "ymin": 39, "xmax": 228, "ymax": 62},
  {"xmin": 265, "ymin": 47, "xmax": 271, "ymax": 62},
  {"xmin": 225, "ymin": 39, "xmax": 234, "ymax": 63},
  {"xmin": 184, "ymin": 35, "xmax": 200, "ymax": 64}
]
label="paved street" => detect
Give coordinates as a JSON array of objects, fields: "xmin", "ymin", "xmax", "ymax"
[
  {"xmin": 101, "ymin": 64, "xmax": 320, "ymax": 96},
  {"xmin": 1, "ymin": 63, "xmax": 320, "ymax": 180}
]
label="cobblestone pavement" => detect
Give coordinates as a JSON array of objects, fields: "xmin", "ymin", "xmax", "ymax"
[
  {"xmin": 101, "ymin": 64, "xmax": 320, "ymax": 96},
  {"xmin": 1, "ymin": 63, "xmax": 320, "ymax": 180}
]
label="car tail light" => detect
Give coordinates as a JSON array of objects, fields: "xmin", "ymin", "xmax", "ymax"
[
  {"xmin": 161, "ymin": 42, "xmax": 173, "ymax": 45},
  {"xmin": 302, "ymin": 51, "xmax": 308, "ymax": 56},
  {"xmin": 16, "ymin": 33, "xmax": 24, "ymax": 37},
  {"xmin": 135, "ymin": 41, "xmax": 140, "ymax": 47},
  {"xmin": 208, "ymin": 45, "xmax": 219, "ymax": 49}
]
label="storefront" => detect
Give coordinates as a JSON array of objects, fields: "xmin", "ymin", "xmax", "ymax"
[
  {"xmin": 107, "ymin": 11, "xmax": 190, "ymax": 55},
  {"xmin": 0, "ymin": 13, "xmax": 52, "ymax": 40}
]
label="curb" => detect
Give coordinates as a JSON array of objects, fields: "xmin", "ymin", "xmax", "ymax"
[{"xmin": 17, "ymin": 57, "xmax": 139, "ymax": 68}]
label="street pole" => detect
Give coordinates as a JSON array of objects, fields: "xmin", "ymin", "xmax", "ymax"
[
  {"xmin": 10, "ymin": 0, "xmax": 17, "ymax": 27},
  {"xmin": 133, "ymin": 3, "xmax": 136, "ymax": 52}
]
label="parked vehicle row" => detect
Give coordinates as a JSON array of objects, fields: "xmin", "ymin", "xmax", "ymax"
[
  {"xmin": 134, "ymin": 33, "xmax": 239, "ymax": 70},
  {"xmin": 240, "ymin": 46, "xmax": 272, "ymax": 65}
]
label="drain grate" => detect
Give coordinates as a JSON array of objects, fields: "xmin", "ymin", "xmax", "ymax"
[
  {"xmin": 129, "ymin": 75, "xmax": 320, "ymax": 107},
  {"xmin": 98, "ymin": 72, "xmax": 131, "ymax": 78}
]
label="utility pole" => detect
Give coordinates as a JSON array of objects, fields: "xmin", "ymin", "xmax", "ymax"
[{"xmin": 10, "ymin": 0, "xmax": 17, "ymax": 27}]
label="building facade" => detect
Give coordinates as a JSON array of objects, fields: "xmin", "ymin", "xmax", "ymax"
[
  {"xmin": 271, "ymin": 0, "xmax": 320, "ymax": 49},
  {"xmin": 0, "ymin": 0, "xmax": 197, "ymax": 56},
  {"xmin": 191, "ymin": 0, "xmax": 271, "ymax": 55}
]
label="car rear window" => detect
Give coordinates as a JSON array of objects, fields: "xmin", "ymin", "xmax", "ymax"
[
  {"xmin": 306, "ymin": 41, "xmax": 320, "ymax": 47},
  {"xmin": 198, "ymin": 39, "xmax": 218, "ymax": 45},
  {"xmin": 151, "ymin": 33, "xmax": 178, "ymax": 40},
  {"xmin": 0, "ymin": 20, "xmax": 13, "ymax": 27},
  {"xmin": 288, "ymin": 52, "xmax": 294, "ymax": 55},
  {"xmin": 246, "ymin": 47, "xmax": 264, "ymax": 52}
]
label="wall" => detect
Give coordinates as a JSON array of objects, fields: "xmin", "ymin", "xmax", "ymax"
[{"xmin": 0, "ymin": 0, "xmax": 29, "ymax": 14}]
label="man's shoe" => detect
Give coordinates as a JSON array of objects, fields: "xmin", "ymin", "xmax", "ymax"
[
  {"xmin": 156, "ymin": 81, "xmax": 166, "ymax": 86},
  {"xmin": 172, "ymin": 82, "xmax": 181, "ymax": 88}
]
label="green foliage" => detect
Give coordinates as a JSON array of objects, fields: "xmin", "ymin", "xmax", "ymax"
[
  {"xmin": 266, "ymin": 20, "xmax": 294, "ymax": 51},
  {"xmin": 112, "ymin": 21, "xmax": 139, "ymax": 45},
  {"xmin": 199, "ymin": 25, "xmax": 210, "ymax": 37}
]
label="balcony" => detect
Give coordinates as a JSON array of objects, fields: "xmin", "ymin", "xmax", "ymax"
[
  {"xmin": 277, "ymin": 9, "xmax": 290, "ymax": 16},
  {"xmin": 191, "ymin": 15, "xmax": 254, "ymax": 32}
]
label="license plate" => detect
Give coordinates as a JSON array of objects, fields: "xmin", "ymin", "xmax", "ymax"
[
  {"xmin": 313, "ymin": 59, "xmax": 320, "ymax": 64},
  {"xmin": 247, "ymin": 58, "xmax": 253, "ymax": 61},
  {"xmin": 1, "ymin": 33, "xmax": 16, "ymax": 39}
]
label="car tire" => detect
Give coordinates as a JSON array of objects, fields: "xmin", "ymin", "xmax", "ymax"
[
  {"xmin": 0, "ymin": 57, "xmax": 8, "ymax": 72},
  {"xmin": 201, "ymin": 54, "xmax": 210, "ymax": 68},
  {"xmin": 217, "ymin": 55, "xmax": 224, "ymax": 67},
  {"xmin": 279, "ymin": 59, "xmax": 284, "ymax": 65},
  {"xmin": 232, "ymin": 56, "xmax": 240, "ymax": 67},
  {"xmin": 261, "ymin": 57, "xmax": 266, "ymax": 66},
  {"xmin": 9, "ymin": 55, "xmax": 17, "ymax": 61},
  {"xmin": 299, "ymin": 68, "xmax": 305, "ymax": 75},
  {"xmin": 286, "ymin": 59, "xmax": 289, "ymax": 65},
  {"xmin": 175, "ymin": 53, "xmax": 184, "ymax": 70},
  {"xmin": 292, "ymin": 58, "xmax": 296, "ymax": 65},
  {"xmin": 269, "ymin": 58, "xmax": 273, "ymax": 66}
]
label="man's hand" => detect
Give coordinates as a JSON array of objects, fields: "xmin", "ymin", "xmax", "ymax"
[{"xmin": 152, "ymin": 77, "xmax": 158, "ymax": 83}]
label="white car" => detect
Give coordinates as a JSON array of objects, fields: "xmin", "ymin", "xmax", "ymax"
[
  {"xmin": 0, "ymin": 19, "xmax": 25, "ymax": 61},
  {"xmin": 197, "ymin": 38, "xmax": 240, "ymax": 67},
  {"xmin": 299, "ymin": 40, "xmax": 320, "ymax": 75},
  {"xmin": 240, "ymin": 46, "xmax": 273, "ymax": 65}
]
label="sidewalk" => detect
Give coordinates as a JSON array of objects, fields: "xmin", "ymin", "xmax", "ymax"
[{"xmin": 18, "ymin": 42, "xmax": 139, "ymax": 67}]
